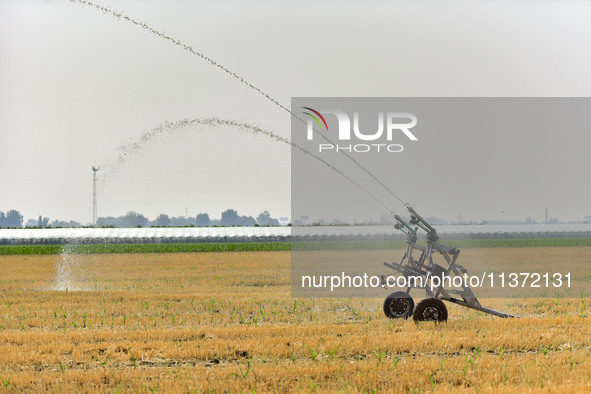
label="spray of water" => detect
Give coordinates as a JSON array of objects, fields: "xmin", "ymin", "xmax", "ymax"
[
  {"xmin": 68, "ymin": 0, "xmax": 407, "ymax": 212},
  {"xmin": 54, "ymin": 247, "xmax": 81, "ymax": 291},
  {"xmin": 103, "ymin": 117, "xmax": 393, "ymax": 213},
  {"xmin": 55, "ymin": 242, "xmax": 93, "ymax": 291}
]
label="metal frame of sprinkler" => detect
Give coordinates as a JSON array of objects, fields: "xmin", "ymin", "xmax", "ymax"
[{"xmin": 382, "ymin": 205, "xmax": 514, "ymax": 322}]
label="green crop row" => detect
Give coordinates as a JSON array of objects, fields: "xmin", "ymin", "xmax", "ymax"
[
  {"xmin": 1, "ymin": 238, "xmax": 590, "ymax": 255},
  {"xmin": 0, "ymin": 242, "xmax": 291, "ymax": 255}
]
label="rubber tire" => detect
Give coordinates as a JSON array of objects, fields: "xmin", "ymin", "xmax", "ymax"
[
  {"xmin": 412, "ymin": 298, "xmax": 448, "ymax": 323},
  {"xmin": 383, "ymin": 291, "xmax": 414, "ymax": 319}
]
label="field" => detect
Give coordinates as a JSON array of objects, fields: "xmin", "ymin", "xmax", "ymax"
[{"xmin": 1, "ymin": 247, "xmax": 591, "ymax": 392}]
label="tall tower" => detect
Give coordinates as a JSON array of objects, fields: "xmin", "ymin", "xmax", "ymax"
[{"xmin": 92, "ymin": 166, "xmax": 100, "ymax": 225}]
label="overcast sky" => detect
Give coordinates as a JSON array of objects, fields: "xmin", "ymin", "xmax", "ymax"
[{"xmin": 1, "ymin": 0, "xmax": 591, "ymax": 224}]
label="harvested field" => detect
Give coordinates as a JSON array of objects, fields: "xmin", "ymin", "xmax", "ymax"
[{"xmin": 0, "ymin": 248, "xmax": 590, "ymax": 392}]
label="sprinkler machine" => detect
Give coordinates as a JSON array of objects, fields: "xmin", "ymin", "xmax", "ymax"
[{"xmin": 382, "ymin": 205, "xmax": 514, "ymax": 322}]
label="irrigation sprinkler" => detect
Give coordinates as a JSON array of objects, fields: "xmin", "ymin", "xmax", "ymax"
[{"xmin": 382, "ymin": 205, "xmax": 515, "ymax": 322}]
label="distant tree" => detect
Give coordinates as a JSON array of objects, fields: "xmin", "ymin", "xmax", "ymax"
[
  {"xmin": 221, "ymin": 209, "xmax": 240, "ymax": 226},
  {"xmin": 25, "ymin": 218, "xmax": 38, "ymax": 227},
  {"xmin": 153, "ymin": 213, "xmax": 171, "ymax": 227},
  {"xmin": 97, "ymin": 216, "xmax": 117, "ymax": 227},
  {"xmin": 169, "ymin": 216, "xmax": 194, "ymax": 226},
  {"xmin": 49, "ymin": 219, "xmax": 63, "ymax": 227},
  {"xmin": 256, "ymin": 211, "xmax": 280, "ymax": 226},
  {"xmin": 240, "ymin": 215, "xmax": 256, "ymax": 227},
  {"xmin": 117, "ymin": 211, "xmax": 148, "ymax": 227},
  {"xmin": 196, "ymin": 213, "xmax": 210, "ymax": 227},
  {"xmin": 38, "ymin": 215, "xmax": 50, "ymax": 228},
  {"xmin": 48, "ymin": 219, "xmax": 80, "ymax": 228},
  {"xmin": 1, "ymin": 209, "xmax": 23, "ymax": 228}
]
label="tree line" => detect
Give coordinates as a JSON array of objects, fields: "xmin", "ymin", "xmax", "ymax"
[
  {"xmin": 97, "ymin": 209, "xmax": 281, "ymax": 228},
  {"xmin": 0, "ymin": 209, "xmax": 282, "ymax": 228}
]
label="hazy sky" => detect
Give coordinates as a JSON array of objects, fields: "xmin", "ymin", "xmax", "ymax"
[{"xmin": 1, "ymin": 0, "xmax": 591, "ymax": 224}]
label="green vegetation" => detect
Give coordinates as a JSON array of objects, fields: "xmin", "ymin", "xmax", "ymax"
[
  {"xmin": 0, "ymin": 242, "xmax": 290, "ymax": 255},
  {"xmin": 1, "ymin": 238, "xmax": 590, "ymax": 255}
]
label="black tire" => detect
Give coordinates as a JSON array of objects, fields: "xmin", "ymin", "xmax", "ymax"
[
  {"xmin": 412, "ymin": 298, "xmax": 448, "ymax": 323},
  {"xmin": 383, "ymin": 291, "xmax": 414, "ymax": 319}
]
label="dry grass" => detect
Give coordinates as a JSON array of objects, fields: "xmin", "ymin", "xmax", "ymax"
[{"xmin": 0, "ymin": 249, "xmax": 590, "ymax": 392}]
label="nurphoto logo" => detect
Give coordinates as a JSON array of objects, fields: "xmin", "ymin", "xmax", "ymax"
[{"xmin": 302, "ymin": 107, "xmax": 418, "ymax": 153}]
